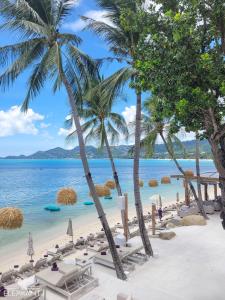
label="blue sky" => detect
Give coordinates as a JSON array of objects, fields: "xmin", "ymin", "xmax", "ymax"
[{"xmin": 0, "ymin": 0, "xmax": 140, "ymax": 156}]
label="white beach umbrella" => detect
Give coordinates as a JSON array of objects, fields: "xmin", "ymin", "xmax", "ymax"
[
  {"xmin": 67, "ymin": 218, "xmax": 74, "ymax": 242},
  {"xmin": 27, "ymin": 232, "xmax": 34, "ymax": 261}
]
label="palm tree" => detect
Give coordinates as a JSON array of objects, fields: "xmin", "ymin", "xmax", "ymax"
[
  {"xmin": 66, "ymin": 77, "xmax": 129, "ymax": 197},
  {"xmin": 0, "ymin": 0, "xmax": 126, "ymax": 280},
  {"xmin": 139, "ymin": 97, "xmax": 207, "ymax": 218},
  {"xmin": 83, "ymin": 0, "xmax": 153, "ymax": 256}
]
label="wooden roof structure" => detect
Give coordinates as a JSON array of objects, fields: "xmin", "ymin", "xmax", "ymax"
[{"xmin": 170, "ymin": 174, "xmax": 219, "ymax": 185}]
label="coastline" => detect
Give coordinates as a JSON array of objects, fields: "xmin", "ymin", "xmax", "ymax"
[{"xmin": 0, "ymin": 186, "xmax": 217, "ymax": 273}]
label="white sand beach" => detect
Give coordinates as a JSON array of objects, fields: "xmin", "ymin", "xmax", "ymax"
[
  {"xmin": 1, "ymin": 186, "xmax": 223, "ymax": 300},
  {"xmin": 79, "ymin": 213, "xmax": 225, "ymax": 300},
  {"xmin": 0, "ymin": 185, "xmax": 216, "ymax": 272}
]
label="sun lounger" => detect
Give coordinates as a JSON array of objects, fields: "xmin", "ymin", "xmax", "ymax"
[
  {"xmin": 18, "ymin": 263, "xmax": 34, "ymax": 278},
  {"xmin": 47, "ymin": 253, "xmax": 62, "ymax": 266},
  {"xmin": 0, "ymin": 270, "xmax": 17, "ymax": 285},
  {"xmin": 88, "ymin": 241, "xmax": 109, "ymax": 253},
  {"xmin": 95, "ymin": 232, "xmax": 105, "ymax": 239},
  {"xmin": 94, "ymin": 249, "xmax": 135, "ymax": 273},
  {"xmin": 47, "ymin": 243, "xmax": 74, "ymax": 257},
  {"xmin": 4, "ymin": 275, "xmax": 44, "ymax": 300},
  {"xmin": 36, "ymin": 262, "xmax": 98, "ymax": 300},
  {"xmin": 33, "ymin": 258, "xmax": 48, "ymax": 272}
]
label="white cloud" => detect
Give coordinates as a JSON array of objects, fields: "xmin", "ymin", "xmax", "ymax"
[
  {"xmin": 0, "ymin": 106, "xmax": 44, "ymax": 137},
  {"xmin": 64, "ymin": 10, "xmax": 113, "ymax": 32},
  {"xmin": 40, "ymin": 122, "xmax": 51, "ymax": 129},
  {"xmin": 122, "ymin": 106, "xmax": 136, "ymax": 124}
]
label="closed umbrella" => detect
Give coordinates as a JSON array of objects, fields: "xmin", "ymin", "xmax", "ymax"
[
  {"xmin": 27, "ymin": 232, "xmax": 34, "ymax": 262},
  {"xmin": 67, "ymin": 218, "xmax": 73, "ymax": 243},
  {"xmin": 150, "ymin": 194, "xmax": 165, "ymax": 207}
]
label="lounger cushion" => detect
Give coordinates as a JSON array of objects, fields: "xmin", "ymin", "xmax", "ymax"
[{"xmin": 17, "ymin": 276, "xmax": 36, "ymax": 291}]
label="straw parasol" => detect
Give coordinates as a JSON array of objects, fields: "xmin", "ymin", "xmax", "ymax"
[
  {"xmin": 161, "ymin": 176, "xmax": 171, "ymax": 184},
  {"xmin": 27, "ymin": 232, "xmax": 34, "ymax": 262},
  {"xmin": 0, "ymin": 207, "xmax": 23, "ymax": 229},
  {"xmin": 57, "ymin": 188, "xmax": 77, "ymax": 205},
  {"xmin": 90, "ymin": 185, "xmax": 111, "ymax": 197},
  {"xmin": 184, "ymin": 170, "xmax": 194, "ymax": 177},
  {"xmin": 66, "ymin": 218, "xmax": 74, "ymax": 243},
  {"xmin": 148, "ymin": 179, "xmax": 158, "ymax": 187},
  {"xmin": 139, "ymin": 180, "xmax": 144, "ymax": 187},
  {"xmin": 105, "ymin": 180, "xmax": 116, "ymax": 189}
]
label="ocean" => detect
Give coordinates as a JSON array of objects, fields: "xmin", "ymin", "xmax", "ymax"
[{"xmin": 0, "ymin": 158, "xmax": 216, "ymax": 251}]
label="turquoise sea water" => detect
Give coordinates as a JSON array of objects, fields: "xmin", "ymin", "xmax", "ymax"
[{"xmin": 0, "ymin": 159, "xmax": 216, "ymax": 250}]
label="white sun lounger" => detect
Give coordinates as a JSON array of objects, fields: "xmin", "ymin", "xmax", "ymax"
[
  {"xmin": 36, "ymin": 262, "xmax": 98, "ymax": 300},
  {"xmin": 94, "ymin": 249, "xmax": 135, "ymax": 272},
  {"xmin": 4, "ymin": 276, "xmax": 45, "ymax": 300},
  {"xmin": 88, "ymin": 241, "xmax": 109, "ymax": 253}
]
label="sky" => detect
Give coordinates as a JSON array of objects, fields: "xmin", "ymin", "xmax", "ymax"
[{"xmin": 0, "ymin": 0, "xmax": 195, "ymax": 157}]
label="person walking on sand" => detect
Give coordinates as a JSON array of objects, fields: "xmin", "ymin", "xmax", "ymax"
[{"xmin": 158, "ymin": 207, "xmax": 163, "ymax": 221}]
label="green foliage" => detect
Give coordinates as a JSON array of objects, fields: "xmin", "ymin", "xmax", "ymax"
[
  {"xmin": 134, "ymin": 0, "xmax": 225, "ymax": 140},
  {"xmin": 0, "ymin": 0, "xmax": 98, "ymax": 111},
  {"xmin": 66, "ymin": 73, "xmax": 129, "ymax": 148}
]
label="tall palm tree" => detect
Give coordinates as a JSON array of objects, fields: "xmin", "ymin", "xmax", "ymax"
[
  {"xmin": 67, "ymin": 77, "xmax": 130, "ymax": 232},
  {"xmin": 83, "ymin": 0, "xmax": 153, "ymax": 256},
  {"xmin": 140, "ymin": 97, "xmax": 207, "ymax": 218},
  {"xmin": 66, "ymin": 77, "xmax": 129, "ymax": 197},
  {"xmin": 0, "ymin": 0, "xmax": 126, "ymax": 280}
]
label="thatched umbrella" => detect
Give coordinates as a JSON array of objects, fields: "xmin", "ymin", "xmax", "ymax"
[
  {"xmin": 0, "ymin": 207, "xmax": 23, "ymax": 229},
  {"xmin": 105, "ymin": 180, "xmax": 116, "ymax": 189},
  {"xmin": 90, "ymin": 185, "xmax": 111, "ymax": 197},
  {"xmin": 184, "ymin": 170, "xmax": 194, "ymax": 177},
  {"xmin": 66, "ymin": 218, "xmax": 74, "ymax": 243},
  {"xmin": 148, "ymin": 179, "xmax": 158, "ymax": 187},
  {"xmin": 139, "ymin": 180, "xmax": 144, "ymax": 187},
  {"xmin": 27, "ymin": 232, "xmax": 34, "ymax": 262},
  {"xmin": 57, "ymin": 188, "xmax": 77, "ymax": 205},
  {"xmin": 161, "ymin": 176, "xmax": 171, "ymax": 184}
]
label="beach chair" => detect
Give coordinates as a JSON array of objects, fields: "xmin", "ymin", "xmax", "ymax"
[
  {"xmin": 0, "ymin": 270, "xmax": 17, "ymax": 285},
  {"xmin": 33, "ymin": 258, "xmax": 48, "ymax": 272},
  {"xmin": 88, "ymin": 241, "xmax": 108, "ymax": 253},
  {"xmin": 121, "ymin": 245, "xmax": 147, "ymax": 265},
  {"xmin": 18, "ymin": 263, "xmax": 34, "ymax": 278},
  {"xmin": 36, "ymin": 262, "xmax": 98, "ymax": 300},
  {"xmin": 47, "ymin": 253, "xmax": 62, "ymax": 266},
  {"xmin": 4, "ymin": 275, "xmax": 45, "ymax": 300},
  {"xmin": 59, "ymin": 243, "xmax": 74, "ymax": 256},
  {"xmin": 94, "ymin": 250, "xmax": 135, "ymax": 273}
]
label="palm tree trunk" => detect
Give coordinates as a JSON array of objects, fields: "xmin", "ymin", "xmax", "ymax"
[
  {"xmin": 104, "ymin": 128, "xmax": 122, "ymax": 196},
  {"xmin": 160, "ymin": 133, "xmax": 207, "ymax": 219},
  {"xmin": 61, "ymin": 74, "xmax": 126, "ymax": 280},
  {"xmin": 104, "ymin": 127, "xmax": 129, "ymax": 235},
  {"xmin": 134, "ymin": 92, "xmax": 153, "ymax": 256}
]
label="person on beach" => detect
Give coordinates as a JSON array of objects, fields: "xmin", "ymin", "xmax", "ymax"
[{"xmin": 158, "ymin": 207, "xmax": 163, "ymax": 221}]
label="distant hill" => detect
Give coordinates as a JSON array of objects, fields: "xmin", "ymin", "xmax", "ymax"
[{"xmin": 1, "ymin": 139, "xmax": 212, "ymax": 159}]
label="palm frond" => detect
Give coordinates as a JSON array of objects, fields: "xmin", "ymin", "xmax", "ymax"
[{"xmin": 21, "ymin": 45, "xmax": 57, "ymax": 111}]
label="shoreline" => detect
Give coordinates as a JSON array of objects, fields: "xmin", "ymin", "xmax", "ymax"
[{"xmin": 0, "ymin": 185, "xmax": 218, "ymax": 272}]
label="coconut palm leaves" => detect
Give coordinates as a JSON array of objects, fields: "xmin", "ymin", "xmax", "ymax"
[
  {"xmin": 0, "ymin": 0, "xmax": 127, "ymax": 280},
  {"xmin": 66, "ymin": 75, "xmax": 129, "ymax": 196},
  {"xmin": 82, "ymin": 0, "xmax": 153, "ymax": 256}
]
